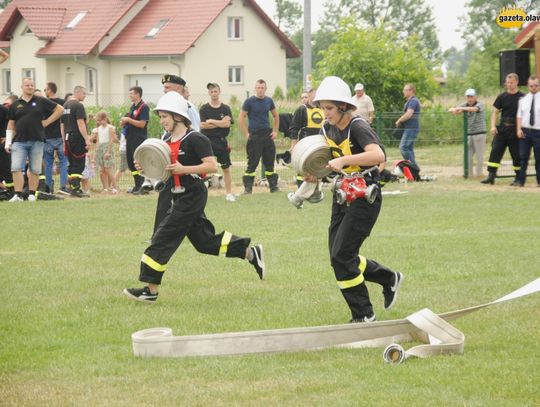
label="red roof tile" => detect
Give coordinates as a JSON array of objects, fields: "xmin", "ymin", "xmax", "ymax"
[
  {"xmin": 0, "ymin": 0, "xmax": 138, "ymax": 56},
  {"xmin": 0, "ymin": 0, "xmax": 300, "ymax": 58},
  {"xmin": 17, "ymin": 7, "xmax": 66, "ymax": 39},
  {"xmin": 101, "ymin": 0, "xmax": 231, "ymax": 57}
]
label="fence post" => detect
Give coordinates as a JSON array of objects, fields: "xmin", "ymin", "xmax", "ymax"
[{"xmin": 463, "ymin": 113, "xmax": 468, "ymax": 179}]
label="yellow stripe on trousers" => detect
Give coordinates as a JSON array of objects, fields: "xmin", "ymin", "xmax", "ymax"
[
  {"xmin": 337, "ymin": 255, "xmax": 367, "ymax": 289},
  {"xmin": 141, "ymin": 254, "xmax": 166, "ymax": 272},
  {"xmin": 219, "ymin": 231, "xmax": 232, "ymax": 256}
]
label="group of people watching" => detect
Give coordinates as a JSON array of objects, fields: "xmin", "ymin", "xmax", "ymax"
[{"xmin": 449, "ymin": 72, "xmax": 540, "ymax": 187}]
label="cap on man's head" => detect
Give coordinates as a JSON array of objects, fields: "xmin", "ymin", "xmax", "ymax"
[
  {"xmin": 354, "ymin": 83, "xmax": 364, "ymax": 91},
  {"xmin": 162, "ymin": 74, "xmax": 186, "ymax": 86},
  {"xmin": 465, "ymin": 88, "xmax": 476, "ymax": 96},
  {"xmin": 206, "ymin": 82, "xmax": 220, "ymax": 89}
]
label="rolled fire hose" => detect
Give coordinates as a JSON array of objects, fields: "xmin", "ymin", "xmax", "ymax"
[
  {"xmin": 291, "ymin": 135, "xmax": 332, "ymax": 178},
  {"xmin": 133, "ymin": 138, "xmax": 171, "ymax": 182},
  {"xmin": 131, "ymin": 277, "xmax": 540, "ymax": 362}
]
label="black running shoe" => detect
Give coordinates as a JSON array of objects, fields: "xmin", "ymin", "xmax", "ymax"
[
  {"xmin": 123, "ymin": 286, "xmax": 158, "ymax": 303},
  {"xmin": 383, "ymin": 271, "xmax": 404, "ymax": 310},
  {"xmin": 249, "ymin": 245, "xmax": 265, "ymax": 280},
  {"xmin": 349, "ymin": 313, "xmax": 376, "ymax": 323},
  {"xmin": 70, "ymin": 189, "xmax": 89, "ymax": 198}
]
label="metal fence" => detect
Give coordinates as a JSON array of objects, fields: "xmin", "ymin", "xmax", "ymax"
[{"xmin": 45, "ymin": 110, "xmax": 535, "ymax": 192}]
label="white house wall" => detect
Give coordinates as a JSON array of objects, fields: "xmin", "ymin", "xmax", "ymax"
[
  {"xmin": 4, "ymin": 19, "xmax": 47, "ymax": 94},
  {"xmin": 183, "ymin": 0, "xmax": 288, "ymax": 105}
]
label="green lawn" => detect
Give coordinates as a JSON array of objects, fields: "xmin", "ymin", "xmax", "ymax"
[{"xmin": 1, "ymin": 179, "xmax": 539, "ymax": 406}]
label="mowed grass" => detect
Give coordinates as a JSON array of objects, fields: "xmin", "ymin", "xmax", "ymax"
[{"xmin": 1, "ymin": 179, "xmax": 539, "ymax": 407}]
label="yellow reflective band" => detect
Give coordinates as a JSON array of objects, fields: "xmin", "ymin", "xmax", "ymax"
[
  {"xmin": 337, "ymin": 273, "xmax": 365, "ymax": 289},
  {"xmin": 296, "ymin": 175, "xmax": 303, "ymax": 181},
  {"xmin": 265, "ymin": 171, "xmax": 274, "ymax": 176},
  {"xmin": 39, "ymin": 175, "xmax": 46, "ymax": 180},
  {"xmin": 358, "ymin": 255, "xmax": 367, "ymax": 272},
  {"xmin": 512, "ymin": 166, "xmax": 520, "ymax": 171},
  {"xmin": 69, "ymin": 174, "xmax": 83, "ymax": 179},
  {"xmin": 35, "ymin": 191, "xmax": 40, "ymax": 198},
  {"xmin": 244, "ymin": 172, "xmax": 256, "ymax": 176},
  {"xmin": 487, "ymin": 162, "xmax": 500, "ymax": 168},
  {"xmin": 141, "ymin": 254, "xmax": 166, "ymax": 272},
  {"xmin": 131, "ymin": 170, "xmax": 140, "ymax": 175},
  {"xmin": 219, "ymin": 231, "xmax": 232, "ymax": 256},
  {"xmin": 4, "ymin": 182, "xmax": 14, "ymax": 187}
]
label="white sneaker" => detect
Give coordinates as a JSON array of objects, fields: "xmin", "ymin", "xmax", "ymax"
[
  {"xmin": 226, "ymin": 193, "xmax": 236, "ymax": 202},
  {"xmin": 9, "ymin": 195, "xmax": 24, "ymax": 202},
  {"xmin": 27, "ymin": 194, "xmax": 37, "ymax": 202}
]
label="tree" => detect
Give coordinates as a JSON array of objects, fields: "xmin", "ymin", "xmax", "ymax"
[
  {"xmin": 0, "ymin": 0, "xmax": 12, "ymax": 9},
  {"xmin": 460, "ymin": 0, "xmax": 537, "ymax": 50},
  {"xmin": 320, "ymin": 0, "xmax": 440, "ymax": 60},
  {"xmin": 274, "ymin": 0, "xmax": 303, "ymax": 36},
  {"xmin": 315, "ymin": 20, "xmax": 438, "ymax": 112}
]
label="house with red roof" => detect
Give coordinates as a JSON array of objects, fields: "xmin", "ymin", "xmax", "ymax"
[{"xmin": 0, "ymin": 0, "xmax": 301, "ymax": 105}]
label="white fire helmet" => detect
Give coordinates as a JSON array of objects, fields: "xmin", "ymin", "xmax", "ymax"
[
  {"xmin": 154, "ymin": 91, "xmax": 190, "ymax": 121},
  {"xmin": 313, "ymin": 76, "xmax": 356, "ymax": 110}
]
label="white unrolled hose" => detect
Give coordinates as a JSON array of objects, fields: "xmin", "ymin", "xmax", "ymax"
[
  {"xmin": 291, "ymin": 135, "xmax": 332, "ymax": 178},
  {"xmin": 131, "ymin": 277, "xmax": 540, "ymax": 360},
  {"xmin": 292, "ymin": 181, "xmax": 318, "ymax": 200},
  {"xmin": 133, "ymin": 138, "xmax": 171, "ymax": 182}
]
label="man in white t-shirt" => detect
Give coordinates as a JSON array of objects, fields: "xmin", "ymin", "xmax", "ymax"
[{"xmin": 352, "ymin": 83, "xmax": 375, "ymax": 124}]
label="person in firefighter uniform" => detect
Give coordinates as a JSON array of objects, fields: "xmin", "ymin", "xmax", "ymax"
[
  {"xmin": 310, "ymin": 76, "xmax": 403, "ymax": 323},
  {"xmin": 289, "ymin": 88, "xmax": 324, "ymax": 186},
  {"xmin": 123, "ymin": 92, "xmax": 265, "ymax": 303}
]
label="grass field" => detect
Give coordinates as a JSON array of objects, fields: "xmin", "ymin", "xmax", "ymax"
[{"xmin": 1, "ymin": 176, "xmax": 539, "ymax": 406}]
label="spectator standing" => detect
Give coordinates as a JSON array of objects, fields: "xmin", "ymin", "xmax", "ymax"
[
  {"xmin": 448, "ymin": 88, "xmax": 486, "ymax": 178},
  {"xmin": 0, "ymin": 95, "xmax": 15, "ymax": 199},
  {"xmin": 161, "ymin": 74, "xmax": 200, "ymax": 131},
  {"xmin": 352, "ymin": 83, "xmax": 375, "ymax": 124},
  {"xmin": 114, "ymin": 128, "xmax": 128, "ymax": 190},
  {"xmin": 123, "ymin": 91, "xmax": 265, "ymax": 303},
  {"xmin": 395, "ymin": 83, "xmax": 421, "ymax": 167},
  {"xmin": 515, "ymin": 75, "xmax": 540, "ymax": 187},
  {"xmin": 481, "ymin": 73, "xmax": 524, "ymax": 185},
  {"xmin": 61, "ymin": 86, "xmax": 90, "ymax": 197},
  {"xmin": 43, "ymin": 82, "xmax": 68, "ymax": 193},
  {"xmin": 238, "ymin": 79, "xmax": 280, "ymax": 193},
  {"xmin": 120, "ymin": 86, "xmax": 149, "ymax": 194},
  {"xmin": 200, "ymin": 82, "xmax": 236, "ymax": 202},
  {"xmin": 92, "ymin": 111, "xmax": 118, "ymax": 193},
  {"xmin": 6, "ymin": 78, "xmax": 63, "ymax": 202},
  {"xmin": 289, "ymin": 88, "xmax": 324, "ymax": 186}
]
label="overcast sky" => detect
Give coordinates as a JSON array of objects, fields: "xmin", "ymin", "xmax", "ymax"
[{"xmin": 255, "ymin": 0, "xmax": 469, "ymax": 51}]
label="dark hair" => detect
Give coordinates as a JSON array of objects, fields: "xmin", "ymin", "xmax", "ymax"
[
  {"xmin": 64, "ymin": 93, "xmax": 72, "ymax": 100},
  {"xmin": 256, "ymin": 79, "xmax": 267, "ymax": 86},
  {"xmin": 129, "ymin": 86, "xmax": 143, "ymax": 97},
  {"xmin": 46, "ymin": 82, "xmax": 57, "ymax": 94}
]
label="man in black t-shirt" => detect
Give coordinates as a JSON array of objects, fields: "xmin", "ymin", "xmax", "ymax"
[
  {"xmin": 200, "ymin": 82, "xmax": 236, "ymax": 202},
  {"xmin": 481, "ymin": 73, "xmax": 524, "ymax": 185},
  {"xmin": 61, "ymin": 85, "xmax": 90, "ymax": 197},
  {"xmin": 43, "ymin": 82, "xmax": 67, "ymax": 193},
  {"xmin": 6, "ymin": 78, "xmax": 63, "ymax": 201},
  {"xmin": 120, "ymin": 86, "xmax": 149, "ymax": 194}
]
